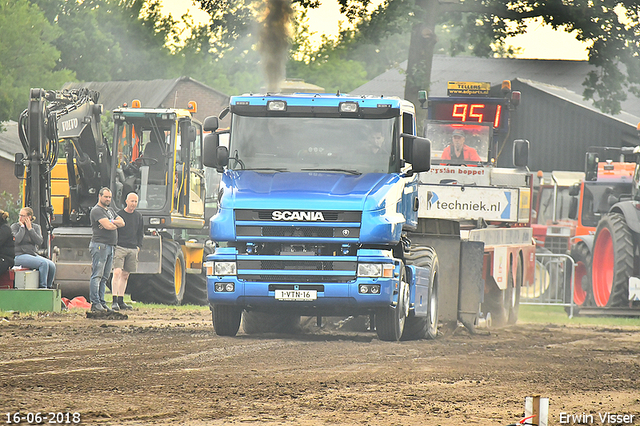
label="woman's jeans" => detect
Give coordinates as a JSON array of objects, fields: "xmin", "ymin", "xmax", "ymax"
[{"xmin": 14, "ymin": 254, "xmax": 56, "ymax": 289}]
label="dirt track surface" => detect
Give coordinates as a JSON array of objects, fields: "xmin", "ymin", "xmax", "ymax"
[{"xmin": 1, "ymin": 308, "xmax": 639, "ymax": 426}]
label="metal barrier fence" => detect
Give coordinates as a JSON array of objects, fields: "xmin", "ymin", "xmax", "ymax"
[{"xmin": 520, "ymin": 252, "xmax": 576, "ymax": 318}]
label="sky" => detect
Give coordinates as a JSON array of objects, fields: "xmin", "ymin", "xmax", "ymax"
[{"xmin": 160, "ymin": 0, "xmax": 589, "ymax": 61}]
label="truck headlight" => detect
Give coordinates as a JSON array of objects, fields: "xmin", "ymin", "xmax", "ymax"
[
  {"xmin": 358, "ymin": 263, "xmax": 382, "ymax": 277},
  {"xmin": 214, "ymin": 261, "xmax": 237, "ymax": 275},
  {"xmin": 358, "ymin": 263, "xmax": 395, "ymax": 278}
]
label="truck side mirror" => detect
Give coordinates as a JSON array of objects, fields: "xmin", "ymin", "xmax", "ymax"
[
  {"xmin": 585, "ymin": 152, "xmax": 598, "ymax": 181},
  {"xmin": 513, "ymin": 139, "xmax": 529, "ymax": 168},
  {"xmin": 14, "ymin": 153, "xmax": 25, "ymax": 179},
  {"xmin": 203, "ymin": 133, "xmax": 220, "ymax": 168},
  {"xmin": 216, "ymin": 146, "xmax": 229, "ymax": 173},
  {"xmin": 203, "ymin": 116, "xmax": 219, "ymax": 133},
  {"xmin": 568, "ymin": 197, "xmax": 578, "ymax": 220},
  {"xmin": 410, "ymin": 136, "xmax": 431, "ymax": 173}
]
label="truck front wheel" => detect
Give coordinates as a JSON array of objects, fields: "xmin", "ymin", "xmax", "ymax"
[
  {"xmin": 213, "ymin": 305, "xmax": 242, "ymax": 336},
  {"xmin": 376, "ymin": 264, "xmax": 409, "ymax": 341},
  {"xmin": 402, "ymin": 247, "xmax": 439, "ymax": 340}
]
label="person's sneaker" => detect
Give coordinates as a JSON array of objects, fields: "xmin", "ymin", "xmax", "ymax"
[
  {"xmin": 91, "ymin": 303, "xmax": 106, "ymax": 312},
  {"xmin": 118, "ymin": 300, "xmax": 133, "ymax": 310},
  {"xmin": 111, "ymin": 300, "xmax": 120, "ymax": 311}
]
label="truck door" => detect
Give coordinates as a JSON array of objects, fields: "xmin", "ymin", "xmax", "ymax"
[{"xmin": 176, "ymin": 121, "xmax": 205, "ymax": 217}]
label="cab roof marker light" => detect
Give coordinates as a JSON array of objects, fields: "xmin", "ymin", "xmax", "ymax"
[
  {"xmin": 339, "ymin": 101, "xmax": 359, "ymax": 113},
  {"xmin": 267, "ymin": 100, "xmax": 287, "ymax": 111},
  {"xmin": 511, "ymin": 91, "xmax": 521, "ymax": 108}
]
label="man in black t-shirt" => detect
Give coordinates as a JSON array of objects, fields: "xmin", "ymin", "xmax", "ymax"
[
  {"xmin": 89, "ymin": 188, "xmax": 125, "ymax": 312},
  {"xmin": 112, "ymin": 193, "xmax": 144, "ymax": 311}
]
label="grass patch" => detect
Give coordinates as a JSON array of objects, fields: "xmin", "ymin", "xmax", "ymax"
[{"xmin": 519, "ymin": 304, "xmax": 640, "ymax": 327}]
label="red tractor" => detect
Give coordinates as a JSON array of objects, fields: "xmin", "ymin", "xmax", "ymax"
[{"xmin": 568, "ymin": 147, "xmax": 635, "ymax": 308}]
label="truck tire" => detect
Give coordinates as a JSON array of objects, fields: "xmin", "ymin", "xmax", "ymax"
[
  {"xmin": 182, "ymin": 246, "xmax": 213, "ymax": 306},
  {"xmin": 213, "ymin": 305, "xmax": 242, "ymax": 336},
  {"xmin": 376, "ymin": 264, "xmax": 409, "ymax": 341},
  {"xmin": 402, "ymin": 247, "xmax": 439, "ymax": 340},
  {"xmin": 483, "ymin": 270, "xmax": 511, "ymax": 328},
  {"xmin": 592, "ymin": 213, "xmax": 634, "ymax": 307},
  {"xmin": 568, "ymin": 241, "xmax": 592, "ymax": 307},
  {"xmin": 128, "ymin": 240, "xmax": 186, "ymax": 305},
  {"xmin": 242, "ymin": 311, "xmax": 301, "ymax": 334},
  {"xmin": 507, "ymin": 256, "xmax": 523, "ymax": 325}
]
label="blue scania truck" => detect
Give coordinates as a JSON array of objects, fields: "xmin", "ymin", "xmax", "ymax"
[{"xmin": 201, "ymin": 93, "xmax": 483, "ymax": 341}]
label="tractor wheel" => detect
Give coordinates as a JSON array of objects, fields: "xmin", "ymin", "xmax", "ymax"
[
  {"xmin": 213, "ymin": 305, "xmax": 242, "ymax": 336},
  {"xmin": 376, "ymin": 263, "xmax": 409, "ymax": 341},
  {"xmin": 568, "ymin": 242, "xmax": 592, "ymax": 307},
  {"xmin": 402, "ymin": 246, "xmax": 439, "ymax": 340},
  {"xmin": 592, "ymin": 213, "xmax": 634, "ymax": 307},
  {"xmin": 183, "ymin": 246, "xmax": 213, "ymax": 306},
  {"xmin": 242, "ymin": 311, "xmax": 301, "ymax": 334},
  {"xmin": 128, "ymin": 240, "xmax": 186, "ymax": 305},
  {"xmin": 507, "ymin": 256, "xmax": 523, "ymax": 325}
]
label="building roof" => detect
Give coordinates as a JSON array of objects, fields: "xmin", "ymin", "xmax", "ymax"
[
  {"xmin": 351, "ymin": 56, "xmax": 640, "ymax": 124},
  {"xmin": 518, "ymin": 78, "xmax": 640, "ymax": 127},
  {"xmin": 0, "ymin": 121, "xmax": 23, "ymax": 161},
  {"xmin": 62, "ymin": 76, "xmax": 228, "ymax": 112}
]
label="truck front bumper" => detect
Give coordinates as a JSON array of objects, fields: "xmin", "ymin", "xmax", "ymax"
[{"xmin": 205, "ymin": 249, "xmax": 402, "ymax": 316}]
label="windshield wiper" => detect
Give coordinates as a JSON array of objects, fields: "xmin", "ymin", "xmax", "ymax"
[
  {"xmin": 242, "ymin": 167, "xmax": 289, "ymax": 172},
  {"xmin": 301, "ymin": 168, "xmax": 361, "ymax": 175}
]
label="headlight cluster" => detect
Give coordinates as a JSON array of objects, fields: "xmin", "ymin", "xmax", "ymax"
[
  {"xmin": 203, "ymin": 261, "xmax": 236, "ymax": 276},
  {"xmin": 357, "ymin": 263, "xmax": 394, "ymax": 278}
]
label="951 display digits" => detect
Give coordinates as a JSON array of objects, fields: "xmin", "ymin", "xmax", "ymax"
[{"xmin": 5, "ymin": 412, "xmax": 81, "ymax": 424}]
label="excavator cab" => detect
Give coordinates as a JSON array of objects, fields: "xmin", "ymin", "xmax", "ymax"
[{"xmin": 111, "ymin": 105, "xmax": 205, "ymax": 228}]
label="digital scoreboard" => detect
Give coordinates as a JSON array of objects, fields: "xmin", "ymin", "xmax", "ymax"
[{"xmin": 429, "ymin": 100, "xmax": 505, "ymax": 128}]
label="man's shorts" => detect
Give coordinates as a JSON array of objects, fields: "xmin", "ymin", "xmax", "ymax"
[{"xmin": 113, "ymin": 246, "xmax": 139, "ymax": 272}]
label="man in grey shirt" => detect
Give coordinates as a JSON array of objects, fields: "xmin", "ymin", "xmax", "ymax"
[{"xmin": 89, "ymin": 188, "xmax": 125, "ymax": 312}]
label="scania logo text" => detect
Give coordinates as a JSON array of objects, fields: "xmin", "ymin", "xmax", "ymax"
[{"xmin": 272, "ymin": 211, "xmax": 325, "ymax": 221}]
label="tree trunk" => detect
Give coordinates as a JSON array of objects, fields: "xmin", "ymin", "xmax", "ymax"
[{"xmin": 404, "ymin": 0, "xmax": 439, "ymax": 135}]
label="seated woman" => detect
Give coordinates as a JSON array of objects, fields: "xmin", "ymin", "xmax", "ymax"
[
  {"xmin": 11, "ymin": 207, "xmax": 56, "ymax": 289},
  {"xmin": 0, "ymin": 209, "xmax": 15, "ymax": 276}
]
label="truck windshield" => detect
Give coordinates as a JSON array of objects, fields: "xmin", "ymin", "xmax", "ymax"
[
  {"xmin": 229, "ymin": 116, "xmax": 396, "ymax": 174},
  {"xmin": 425, "ymin": 122, "xmax": 490, "ymax": 164},
  {"xmin": 536, "ymin": 186, "xmax": 573, "ymax": 224}
]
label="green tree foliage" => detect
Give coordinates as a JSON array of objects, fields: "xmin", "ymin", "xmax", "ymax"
[
  {"xmin": 30, "ymin": 0, "xmax": 180, "ymax": 81},
  {"xmin": 334, "ymin": 0, "xmax": 640, "ymax": 115},
  {"xmin": 172, "ymin": 1, "xmax": 264, "ymax": 95},
  {"xmin": 0, "ymin": 0, "xmax": 74, "ymax": 122}
]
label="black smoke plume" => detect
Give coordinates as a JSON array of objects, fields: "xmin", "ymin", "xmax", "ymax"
[{"xmin": 258, "ymin": 0, "xmax": 293, "ymax": 92}]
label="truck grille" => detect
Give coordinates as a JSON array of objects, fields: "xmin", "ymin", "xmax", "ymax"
[
  {"xmin": 545, "ymin": 236, "xmax": 570, "ymax": 254},
  {"xmin": 235, "ymin": 209, "xmax": 361, "ymax": 242},
  {"xmin": 237, "ymin": 257, "xmax": 357, "ymax": 283}
]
